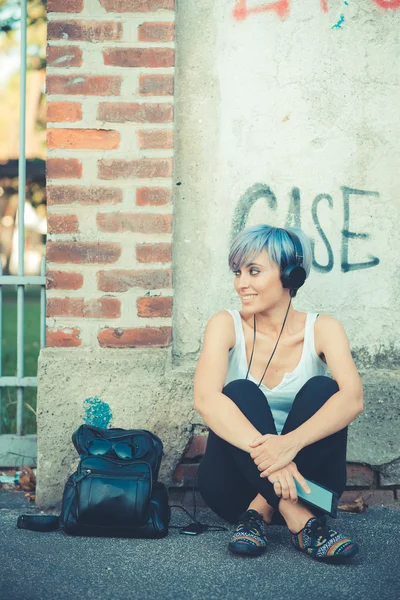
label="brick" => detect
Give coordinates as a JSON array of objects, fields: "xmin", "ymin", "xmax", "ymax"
[
  {"xmin": 98, "ymin": 158, "xmax": 172, "ymax": 179},
  {"xmin": 47, "ymin": 102, "xmax": 82, "ymax": 123},
  {"xmin": 46, "ymin": 271, "xmax": 83, "ymax": 290},
  {"xmin": 47, "ymin": 158, "xmax": 82, "ymax": 179},
  {"xmin": 46, "ymin": 327, "xmax": 81, "ymax": 347},
  {"xmin": 137, "ymin": 296, "xmax": 172, "ymax": 317},
  {"xmin": 378, "ymin": 459, "xmax": 400, "ymax": 486},
  {"xmin": 138, "ymin": 22, "xmax": 174, "ymax": 42},
  {"xmin": 47, "ymin": 76, "xmax": 122, "ymax": 96},
  {"xmin": 339, "ymin": 490, "xmax": 396, "ymax": 508},
  {"xmin": 47, "ymin": 242, "xmax": 121, "ymax": 264},
  {"xmin": 98, "ymin": 326, "xmax": 172, "ymax": 348},
  {"xmin": 98, "ymin": 102, "xmax": 173, "ymax": 123},
  {"xmin": 138, "ymin": 129, "xmax": 173, "ymax": 149},
  {"xmin": 97, "ymin": 269, "xmax": 172, "ymax": 292},
  {"xmin": 47, "ymin": 297, "xmax": 120, "ymax": 318},
  {"xmin": 48, "ymin": 0, "xmax": 83, "ymax": 12},
  {"xmin": 173, "ymin": 464, "xmax": 198, "ymax": 487},
  {"xmin": 136, "ymin": 187, "xmax": 171, "ymax": 206},
  {"xmin": 136, "ymin": 242, "xmax": 171, "ymax": 263},
  {"xmin": 84, "ymin": 298, "xmax": 120, "ymax": 319},
  {"xmin": 139, "ymin": 74, "xmax": 174, "ymax": 96},
  {"xmin": 103, "ymin": 48, "xmax": 174, "ymax": 68},
  {"xmin": 47, "ymin": 129, "xmax": 120, "ymax": 150},
  {"xmin": 97, "ymin": 213, "xmax": 171, "ymax": 234},
  {"xmin": 346, "ymin": 463, "xmax": 375, "ymax": 487},
  {"xmin": 47, "ymin": 214, "xmax": 79, "ymax": 234},
  {"xmin": 46, "ymin": 46, "xmax": 82, "ymax": 68},
  {"xmin": 183, "ymin": 435, "xmax": 208, "ymax": 459},
  {"xmin": 48, "ymin": 21, "xmax": 123, "ymax": 42},
  {"xmin": 48, "ymin": 186, "xmax": 123, "ymax": 206},
  {"xmin": 47, "ymin": 297, "xmax": 83, "ymax": 317},
  {"xmin": 99, "ymin": 0, "xmax": 174, "ymax": 13}
]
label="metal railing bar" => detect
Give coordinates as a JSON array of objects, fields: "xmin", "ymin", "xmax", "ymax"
[
  {"xmin": 0, "ymin": 377, "xmax": 38, "ymax": 388},
  {"xmin": 40, "ymin": 255, "xmax": 46, "ymax": 349},
  {"xmin": 0, "ymin": 262, "xmax": 2, "ymax": 434},
  {"xmin": 0, "ymin": 276, "xmax": 46, "ymax": 285},
  {"xmin": 16, "ymin": 0, "xmax": 28, "ymax": 437}
]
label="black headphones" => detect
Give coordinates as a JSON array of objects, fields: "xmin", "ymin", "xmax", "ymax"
[{"xmin": 280, "ymin": 229, "xmax": 307, "ymax": 297}]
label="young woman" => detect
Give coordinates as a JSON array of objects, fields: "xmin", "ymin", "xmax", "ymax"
[{"xmin": 193, "ymin": 224, "xmax": 363, "ymax": 563}]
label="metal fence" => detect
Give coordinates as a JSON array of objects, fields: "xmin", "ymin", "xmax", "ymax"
[{"xmin": 0, "ymin": 0, "xmax": 46, "ymax": 467}]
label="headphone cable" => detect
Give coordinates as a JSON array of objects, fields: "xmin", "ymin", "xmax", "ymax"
[
  {"xmin": 246, "ymin": 297, "xmax": 292, "ymax": 387},
  {"xmin": 168, "ymin": 466, "xmax": 228, "ymax": 532}
]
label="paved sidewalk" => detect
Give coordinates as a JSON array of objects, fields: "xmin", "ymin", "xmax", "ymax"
[{"xmin": 1, "ymin": 490, "xmax": 399, "ymax": 600}]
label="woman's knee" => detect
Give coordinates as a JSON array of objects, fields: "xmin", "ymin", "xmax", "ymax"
[
  {"xmin": 305, "ymin": 375, "xmax": 339, "ymax": 393},
  {"xmin": 297, "ymin": 376, "xmax": 339, "ymax": 408},
  {"xmin": 283, "ymin": 376, "xmax": 341, "ymax": 434},
  {"xmin": 222, "ymin": 378, "xmax": 266, "ymax": 408},
  {"xmin": 222, "ymin": 379, "xmax": 276, "ymax": 432}
]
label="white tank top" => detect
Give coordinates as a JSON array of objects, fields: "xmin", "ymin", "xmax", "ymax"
[{"xmin": 224, "ymin": 310, "xmax": 328, "ymax": 434}]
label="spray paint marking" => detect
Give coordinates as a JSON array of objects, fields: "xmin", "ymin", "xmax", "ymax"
[
  {"xmin": 332, "ymin": 13, "xmax": 345, "ymax": 28},
  {"xmin": 230, "ymin": 183, "xmax": 278, "ymax": 243},
  {"xmin": 233, "ymin": 0, "xmax": 399, "ymax": 22},
  {"xmin": 374, "ymin": 0, "xmax": 400, "ymax": 9},
  {"xmin": 231, "ymin": 183, "xmax": 380, "ymax": 274},
  {"xmin": 233, "ymin": 0, "xmax": 290, "ymax": 21},
  {"xmin": 332, "ymin": 1, "xmax": 350, "ymax": 29},
  {"xmin": 83, "ymin": 397, "xmax": 112, "ymax": 429}
]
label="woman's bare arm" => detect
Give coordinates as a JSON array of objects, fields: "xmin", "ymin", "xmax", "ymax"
[
  {"xmin": 285, "ymin": 314, "xmax": 364, "ymax": 453},
  {"xmin": 194, "ymin": 311, "xmax": 261, "ymax": 453}
]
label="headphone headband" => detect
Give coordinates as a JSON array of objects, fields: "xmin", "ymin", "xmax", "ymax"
[{"xmin": 284, "ymin": 229, "xmax": 304, "ymax": 267}]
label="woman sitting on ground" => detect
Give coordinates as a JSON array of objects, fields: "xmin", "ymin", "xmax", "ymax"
[{"xmin": 194, "ymin": 224, "xmax": 362, "ymax": 562}]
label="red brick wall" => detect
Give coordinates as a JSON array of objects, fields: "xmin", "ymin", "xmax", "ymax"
[{"xmin": 46, "ymin": 0, "xmax": 174, "ymax": 348}]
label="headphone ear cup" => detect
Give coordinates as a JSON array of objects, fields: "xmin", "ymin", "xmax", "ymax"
[{"xmin": 281, "ymin": 264, "xmax": 306, "ymax": 290}]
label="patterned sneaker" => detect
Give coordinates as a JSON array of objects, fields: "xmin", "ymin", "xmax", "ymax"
[
  {"xmin": 291, "ymin": 516, "xmax": 359, "ymax": 563},
  {"xmin": 228, "ymin": 509, "xmax": 268, "ymax": 556}
]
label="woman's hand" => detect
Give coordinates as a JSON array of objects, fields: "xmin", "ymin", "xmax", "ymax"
[
  {"xmin": 249, "ymin": 432, "xmax": 301, "ymax": 477},
  {"xmin": 267, "ymin": 462, "xmax": 311, "ymax": 503}
]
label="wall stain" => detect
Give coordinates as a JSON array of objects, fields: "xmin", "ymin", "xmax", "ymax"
[
  {"xmin": 83, "ymin": 397, "xmax": 112, "ymax": 429},
  {"xmin": 352, "ymin": 345, "xmax": 400, "ymax": 370}
]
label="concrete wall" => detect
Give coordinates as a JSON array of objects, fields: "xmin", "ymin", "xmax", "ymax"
[
  {"xmin": 174, "ymin": 0, "xmax": 400, "ymax": 363},
  {"xmin": 37, "ymin": 0, "xmax": 400, "ymax": 507}
]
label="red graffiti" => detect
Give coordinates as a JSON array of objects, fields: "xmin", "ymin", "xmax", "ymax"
[
  {"xmin": 233, "ymin": 0, "xmax": 400, "ymax": 22},
  {"xmin": 233, "ymin": 0, "xmax": 290, "ymax": 21},
  {"xmin": 374, "ymin": 0, "xmax": 400, "ymax": 8},
  {"xmin": 233, "ymin": 1, "xmax": 330, "ymax": 20}
]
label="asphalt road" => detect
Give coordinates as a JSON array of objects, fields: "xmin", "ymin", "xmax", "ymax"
[{"xmin": 1, "ymin": 493, "xmax": 399, "ymax": 600}]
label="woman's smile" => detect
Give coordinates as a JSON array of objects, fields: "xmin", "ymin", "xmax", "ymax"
[{"xmin": 241, "ymin": 294, "xmax": 258, "ymax": 302}]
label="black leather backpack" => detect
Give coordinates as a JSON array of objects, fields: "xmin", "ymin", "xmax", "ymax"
[
  {"xmin": 18, "ymin": 424, "xmax": 171, "ymax": 538},
  {"xmin": 61, "ymin": 424, "xmax": 170, "ymax": 537}
]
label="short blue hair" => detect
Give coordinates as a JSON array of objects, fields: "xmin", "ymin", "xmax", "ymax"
[{"xmin": 228, "ymin": 224, "xmax": 312, "ymax": 279}]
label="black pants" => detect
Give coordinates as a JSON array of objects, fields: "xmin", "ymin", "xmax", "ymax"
[{"xmin": 197, "ymin": 376, "xmax": 347, "ymax": 526}]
